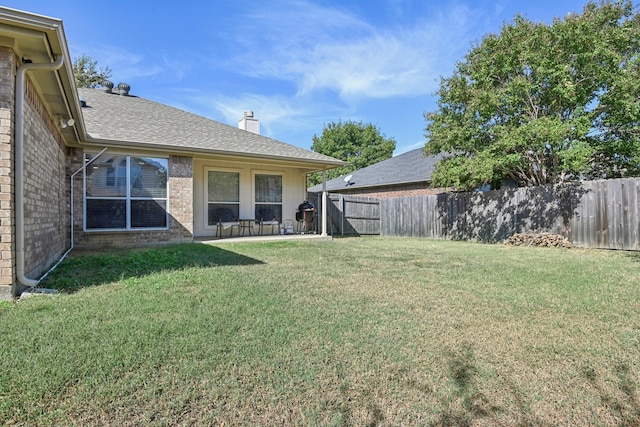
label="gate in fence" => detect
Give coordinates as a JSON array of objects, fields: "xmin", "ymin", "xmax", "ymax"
[{"xmin": 308, "ymin": 193, "xmax": 380, "ymax": 236}]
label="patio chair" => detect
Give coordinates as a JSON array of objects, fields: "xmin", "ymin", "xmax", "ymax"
[
  {"xmin": 214, "ymin": 208, "xmax": 240, "ymax": 237},
  {"xmin": 257, "ymin": 208, "xmax": 280, "ymax": 235}
]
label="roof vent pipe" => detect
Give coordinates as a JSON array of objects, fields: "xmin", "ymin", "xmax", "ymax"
[
  {"xmin": 101, "ymin": 80, "xmax": 113, "ymax": 93},
  {"xmin": 117, "ymin": 82, "xmax": 130, "ymax": 96}
]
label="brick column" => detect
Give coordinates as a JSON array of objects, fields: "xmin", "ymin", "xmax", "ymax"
[
  {"xmin": 0, "ymin": 47, "xmax": 15, "ymax": 298},
  {"xmin": 169, "ymin": 155, "xmax": 193, "ymax": 239}
]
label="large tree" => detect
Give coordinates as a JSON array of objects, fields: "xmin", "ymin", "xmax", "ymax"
[
  {"xmin": 309, "ymin": 120, "xmax": 396, "ymax": 186},
  {"xmin": 73, "ymin": 54, "xmax": 112, "ymax": 88},
  {"xmin": 425, "ymin": 0, "xmax": 640, "ymax": 190}
]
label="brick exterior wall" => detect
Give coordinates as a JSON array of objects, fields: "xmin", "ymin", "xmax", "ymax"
[
  {"xmin": 168, "ymin": 155, "xmax": 193, "ymax": 237},
  {"xmin": 67, "ymin": 146, "xmax": 84, "ymax": 246},
  {"xmin": 0, "ymin": 46, "xmax": 196, "ymax": 298},
  {"xmin": 73, "ymin": 154, "xmax": 194, "ymax": 249},
  {"xmin": 0, "ymin": 45, "xmax": 196, "ymax": 299},
  {"xmin": 331, "ymin": 182, "xmax": 448, "ymax": 199},
  {"xmin": 0, "ymin": 47, "xmax": 15, "ymax": 295},
  {"xmin": 22, "ymin": 71, "xmax": 70, "ymax": 280},
  {"xmin": 0, "ymin": 46, "xmax": 71, "ymax": 296}
]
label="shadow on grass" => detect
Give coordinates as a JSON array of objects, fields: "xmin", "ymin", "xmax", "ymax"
[
  {"xmin": 582, "ymin": 363, "xmax": 640, "ymax": 425},
  {"xmin": 432, "ymin": 343, "xmax": 501, "ymax": 426},
  {"xmin": 431, "ymin": 345, "xmax": 640, "ymax": 426},
  {"xmin": 39, "ymin": 243, "xmax": 264, "ymax": 294},
  {"xmin": 431, "ymin": 343, "xmax": 546, "ymax": 426},
  {"xmin": 623, "ymin": 251, "xmax": 640, "ymax": 263}
]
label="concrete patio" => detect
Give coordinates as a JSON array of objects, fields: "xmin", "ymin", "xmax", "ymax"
[{"xmin": 196, "ymin": 233, "xmax": 332, "ymax": 245}]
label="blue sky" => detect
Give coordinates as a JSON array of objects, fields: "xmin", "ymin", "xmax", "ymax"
[{"xmin": 7, "ymin": 0, "xmax": 603, "ymax": 154}]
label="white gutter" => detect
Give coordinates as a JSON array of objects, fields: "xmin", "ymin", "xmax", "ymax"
[{"xmin": 15, "ymin": 55, "xmax": 64, "ymax": 288}]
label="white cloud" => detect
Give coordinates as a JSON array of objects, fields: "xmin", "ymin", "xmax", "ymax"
[
  {"xmin": 69, "ymin": 43, "xmax": 166, "ymax": 84},
  {"xmin": 394, "ymin": 140, "xmax": 426, "ymax": 155},
  {"xmin": 212, "ymin": 93, "xmax": 306, "ymax": 136},
  {"xmin": 98, "ymin": 45, "xmax": 164, "ymax": 81},
  {"xmin": 161, "ymin": 55, "xmax": 191, "ymax": 82},
  {"xmin": 292, "ymin": 30, "xmax": 440, "ymax": 99},
  {"xmin": 226, "ymin": 1, "xmax": 477, "ymax": 101},
  {"xmin": 177, "ymin": 89, "xmax": 342, "ymax": 142}
]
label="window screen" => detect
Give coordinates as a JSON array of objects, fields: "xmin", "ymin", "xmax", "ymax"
[{"xmin": 85, "ymin": 155, "xmax": 168, "ymax": 230}]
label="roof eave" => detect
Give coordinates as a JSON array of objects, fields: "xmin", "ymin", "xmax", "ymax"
[
  {"xmin": 80, "ymin": 137, "xmax": 348, "ymax": 170},
  {"xmin": 0, "ymin": 7, "xmax": 85, "ymax": 144},
  {"xmin": 309, "ymin": 178, "xmax": 432, "ymax": 192}
]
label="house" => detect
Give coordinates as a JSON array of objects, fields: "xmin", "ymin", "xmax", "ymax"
[
  {"xmin": 308, "ymin": 148, "xmax": 447, "ymax": 199},
  {"xmin": 0, "ymin": 7, "xmax": 344, "ymax": 299}
]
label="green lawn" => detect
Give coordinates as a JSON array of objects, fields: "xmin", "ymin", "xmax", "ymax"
[{"xmin": 1, "ymin": 238, "xmax": 639, "ymax": 426}]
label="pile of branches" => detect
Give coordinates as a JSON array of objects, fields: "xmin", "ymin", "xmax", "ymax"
[{"xmin": 504, "ymin": 232, "xmax": 572, "ymax": 248}]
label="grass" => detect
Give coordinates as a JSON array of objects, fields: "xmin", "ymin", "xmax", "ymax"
[{"xmin": 1, "ymin": 237, "xmax": 639, "ymax": 425}]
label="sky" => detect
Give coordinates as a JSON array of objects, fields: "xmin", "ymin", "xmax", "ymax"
[{"xmin": 5, "ymin": 0, "xmax": 608, "ymax": 155}]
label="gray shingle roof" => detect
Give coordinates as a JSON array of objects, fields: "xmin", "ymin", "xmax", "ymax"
[
  {"xmin": 308, "ymin": 148, "xmax": 443, "ymax": 192},
  {"xmin": 77, "ymin": 88, "xmax": 345, "ymax": 168}
]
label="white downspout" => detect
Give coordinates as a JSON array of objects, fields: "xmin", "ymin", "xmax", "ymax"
[
  {"xmin": 15, "ymin": 56, "xmax": 65, "ymax": 289},
  {"xmin": 34, "ymin": 147, "xmax": 108, "ymax": 285},
  {"xmin": 69, "ymin": 147, "xmax": 107, "ymax": 249}
]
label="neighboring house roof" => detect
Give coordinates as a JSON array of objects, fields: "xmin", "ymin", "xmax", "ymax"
[
  {"xmin": 308, "ymin": 148, "xmax": 443, "ymax": 192},
  {"xmin": 78, "ymin": 88, "xmax": 345, "ymax": 169}
]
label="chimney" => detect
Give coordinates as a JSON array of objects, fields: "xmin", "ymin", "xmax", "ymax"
[{"xmin": 238, "ymin": 110, "xmax": 260, "ymax": 134}]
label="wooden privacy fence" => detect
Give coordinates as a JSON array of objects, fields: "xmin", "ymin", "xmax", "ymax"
[
  {"xmin": 318, "ymin": 177, "xmax": 640, "ymax": 250},
  {"xmin": 380, "ymin": 178, "xmax": 640, "ymax": 250},
  {"xmin": 380, "ymin": 183, "xmax": 580, "ymax": 242},
  {"xmin": 319, "ymin": 193, "xmax": 380, "ymax": 236},
  {"xmin": 571, "ymin": 179, "xmax": 640, "ymax": 250}
]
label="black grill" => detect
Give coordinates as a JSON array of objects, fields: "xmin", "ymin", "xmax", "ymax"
[{"xmin": 295, "ymin": 201, "xmax": 316, "ymax": 233}]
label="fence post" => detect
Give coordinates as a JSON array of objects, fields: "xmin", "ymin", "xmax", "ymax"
[{"xmin": 340, "ymin": 194, "xmax": 344, "ymax": 237}]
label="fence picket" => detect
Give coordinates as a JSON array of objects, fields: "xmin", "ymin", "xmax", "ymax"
[{"xmin": 315, "ymin": 177, "xmax": 640, "ymax": 250}]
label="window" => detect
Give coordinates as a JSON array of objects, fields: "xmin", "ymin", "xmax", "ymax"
[
  {"xmin": 207, "ymin": 170, "xmax": 239, "ymax": 225},
  {"xmin": 255, "ymin": 173, "xmax": 282, "ymax": 222},
  {"xmin": 85, "ymin": 155, "xmax": 168, "ymax": 230}
]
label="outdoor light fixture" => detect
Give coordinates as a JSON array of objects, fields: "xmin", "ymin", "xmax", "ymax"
[{"xmin": 58, "ymin": 117, "xmax": 75, "ymax": 129}]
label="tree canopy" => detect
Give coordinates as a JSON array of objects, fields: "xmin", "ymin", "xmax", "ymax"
[
  {"xmin": 309, "ymin": 120, "xmax": 396, "ymax": 186},
  {"xmin": 73, "ymin": 54, "xmax": 112, "ymax": 89},
  {"xmin": 424, "ymin": 0, "xmax": 640, "ymax": 190}
]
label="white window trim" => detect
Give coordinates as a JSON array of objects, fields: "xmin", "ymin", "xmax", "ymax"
[
  {"xmin": 252, "ymin": 170, "xmax": 285, "ymax": 222},
  {"xmin": 84, "ymin": 154, "xmax": 169, "ymax": 232},
  {"xmin": 204, "ymin": 167, "xmax": 242, "ymax": 230}
]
